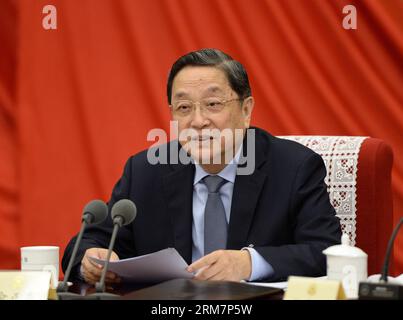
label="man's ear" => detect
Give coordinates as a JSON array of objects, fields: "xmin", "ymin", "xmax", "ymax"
[{"xmin": 242, "ymin": 96, "xmax": 254, "ymax": 128}]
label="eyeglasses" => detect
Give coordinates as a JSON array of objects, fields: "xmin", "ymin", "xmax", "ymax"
[{"xmin": 171, "ymin": 98, "xmax": 241, "ymax": 116}]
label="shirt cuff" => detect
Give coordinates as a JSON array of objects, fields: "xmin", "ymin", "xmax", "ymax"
[
  {"xmin": 242, "ymin": 247, "xmax": 274, "ymax": 281},
  {"xmin": 78, "ymin": 264, "xmax": 85, "ymax": 281}
]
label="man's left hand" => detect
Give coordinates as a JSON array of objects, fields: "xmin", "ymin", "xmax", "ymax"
[{"xmin": 187, "ymin": 250, "xmax": 252, "ymax": 281}]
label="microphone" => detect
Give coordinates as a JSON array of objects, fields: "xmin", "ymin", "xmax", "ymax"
[
  {"xmin": 91, "ymin": 199, "xmax": 137, "ymax": 298},
  {"xmin": 359, "ymin": 217, "xmax": 403, "ymax": 300},
  {"xmin": 57, "ymin": 200, "xmax": 108, "ymax": 296}
]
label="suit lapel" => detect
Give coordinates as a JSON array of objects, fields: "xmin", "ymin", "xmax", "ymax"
[
  {"xmin": 227, "ymin": 169, "xmax": 267, "ymax": 249},
  {"xmin": 162, "ymin": 161, "xmax": 194, "ymax": 264},
  {"xmin": 227, "ymin": 127, "xmax": 269, "ymax": 249}
]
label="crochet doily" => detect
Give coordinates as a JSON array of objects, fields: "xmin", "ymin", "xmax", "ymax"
[{"xmin": 278, "ymin": 136, "xmax": 367, "ymax": 245}]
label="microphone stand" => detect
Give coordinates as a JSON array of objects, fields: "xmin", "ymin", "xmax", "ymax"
[
  {"xmin": 359, "ymin": 217, "xmax": 403, "ymax": 300},
  {"xmin": 381, "ymin": 217, "xmax": 403, "ymax": 282},
  {"xmin": 86, "ymin": 216, "xmax": 124, "ymax": 300},
  {"xmin": 57, "ymin": 218, "xmax": 89, "ymax": 300}
]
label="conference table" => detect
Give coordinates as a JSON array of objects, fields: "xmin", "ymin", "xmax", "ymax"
[
  {"xmin": 51, "ymin": 279, "xmax": 402, "ymax": 319},
  {"xmin": 65, "ymin": 278, "xmax": 284, "ymax": 300}
]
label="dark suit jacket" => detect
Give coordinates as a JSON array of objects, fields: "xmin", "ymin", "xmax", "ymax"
[{"xmin": 62, "ymin": 127, "xmax": 341, "ymax": 281}]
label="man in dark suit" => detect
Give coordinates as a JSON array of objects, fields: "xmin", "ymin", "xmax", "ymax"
[{"xmin": 62, "ymin": 48, "xmax": 341, "ymax": 284}]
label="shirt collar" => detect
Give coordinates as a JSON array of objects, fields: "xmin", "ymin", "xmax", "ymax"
[{"xmin": 193, "ymin": 145, "xmax": 242, "ymax": 186}]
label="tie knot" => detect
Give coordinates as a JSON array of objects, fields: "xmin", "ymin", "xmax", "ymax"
[{"xmin": 203, "ymin": 175, "xmax": 227, "ymax": 193}]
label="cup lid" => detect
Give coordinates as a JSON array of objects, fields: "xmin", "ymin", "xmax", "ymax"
[
  {"xmin": 323, "ymin": 234, "xmax": 367, "ymax": 258},
  {"xmin": 21, "ymin": 246, "xmax": 59, "ymax": 251}
]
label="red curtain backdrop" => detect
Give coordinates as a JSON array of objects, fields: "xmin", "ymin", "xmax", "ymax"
[{"xmin": 0, "ymin": 0, "xmax": 402, "ymax": 275}]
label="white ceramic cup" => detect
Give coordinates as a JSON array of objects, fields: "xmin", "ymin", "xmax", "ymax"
[{"xmin": 21, "ymin": 246, "xmax": 59, "ymax": 289}]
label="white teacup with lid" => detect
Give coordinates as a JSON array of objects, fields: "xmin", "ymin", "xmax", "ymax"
[
  {"xmin": 323, "ymin": 233, "xmax": 368, "ymax": 298},
  {"xmin": 21, "ymin": 246, "xmax": 59, "ymax": 289}
]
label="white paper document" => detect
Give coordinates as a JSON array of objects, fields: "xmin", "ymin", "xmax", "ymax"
[
  {"xmin": 247, "ymin": 276, "xmax": 326, "ymax": 291},
  {"xmin": 247, "ymin": 281, "xmax": 288, "ymax": 290},
  {"xmin": 90, "ymin": 248, "xmax": 194, "ymax": 283}
]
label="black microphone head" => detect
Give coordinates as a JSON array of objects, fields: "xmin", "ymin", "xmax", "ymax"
[
  {"xmin": 82, "ymin": 200, "xmax": 108, "ymax": 224},
  {"xmin": 111, "ymin": 199, "xmax": 137, "ymax": 226}
]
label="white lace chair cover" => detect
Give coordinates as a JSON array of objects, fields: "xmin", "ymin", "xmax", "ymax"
[{"xmin": 278, "ymin": 136, "xmax": 367, "ymax": 245}]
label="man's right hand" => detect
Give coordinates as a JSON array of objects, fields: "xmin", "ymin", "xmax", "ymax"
[{"xmin": 80, "ymin": 248, "xmax": 121, "ymax": 285}]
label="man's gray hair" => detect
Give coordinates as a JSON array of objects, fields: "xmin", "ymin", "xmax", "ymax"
[{"xmin": 167, "ymin": 48, "xmax": 251, "ymax": 104}]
